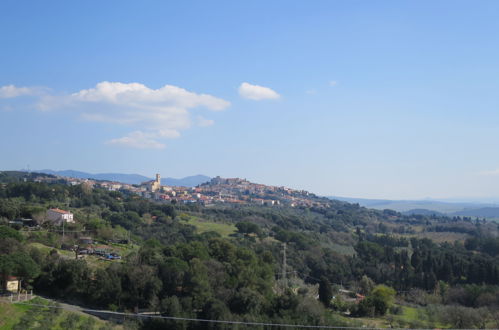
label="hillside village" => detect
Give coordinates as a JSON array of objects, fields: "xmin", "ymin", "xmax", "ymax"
[
  {"xmin": 32, "ymin": 172, "xmax": 332, "ymax": 209},
  {"xmin": 3, "ymin": 170, "xmax": 499, "ymax": 329}
]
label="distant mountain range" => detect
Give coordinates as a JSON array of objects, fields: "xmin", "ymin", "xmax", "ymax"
[
  {"xmin": 328, "ymin": 196, "xmax": 499, "ymax": 219},
  {"xmin": 160, "ymin": 175, "xmax": 211, "ymax": 187},
  {"xmin": 36, "ymin": 169, "xmax": 211, "ymax": 187}
]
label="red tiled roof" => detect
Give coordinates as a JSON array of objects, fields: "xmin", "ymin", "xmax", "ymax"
[{"xmin": 49, "ymin": 208, "xmax": 70, "ymax": 214}]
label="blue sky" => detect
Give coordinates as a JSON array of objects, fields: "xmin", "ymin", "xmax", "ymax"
[{"xmin": 1, "ymin": 0, "xmax": 499, "ymax": 199}]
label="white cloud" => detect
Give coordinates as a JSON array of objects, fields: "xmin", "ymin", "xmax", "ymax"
[
  {"xmin": 329, "ymin": 81, "xmax": 338, "ymax": 87},
  {"xmin": 0, "ymin": 81, "xmax": 230, "ymax": 149},
  {"xmin": 238, "ymin": 82, "xmax": 280, "ymax": 100},
  {"xmin": 71, "ymin": 81, "xmax": 229, "ymax": 111},
  {"xmin": 0, "ymin": 85, "xmax": 42, "ymax": 98},
  {"xmin": 106, "ymin": 131, "xmax": 166, "ymax": 149},
  {"xmin": 156, "ymin": 129, "xmax": 181, "ymax": 139}
]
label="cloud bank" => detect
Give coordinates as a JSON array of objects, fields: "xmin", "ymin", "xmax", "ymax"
[
  {"xmin": 0, "ymin": 85, "xmax": 43, "ymax": 98},
  {"xmin": 238, "ymin": 82, "xmax": 280, "ymax": 100},
  {"xmin": 106, "ymin": 131, "xmax": 167, "ymax": 149},
  {"xmin": 1, "ymin": 81, "xmax": 230, "ymax": 149}
]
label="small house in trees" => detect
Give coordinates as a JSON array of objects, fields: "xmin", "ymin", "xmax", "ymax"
[
  {"xmin": 1, "ymin": 275, "xmax": 20, "ymax": 293},
  {"xmin": 46, "ymin": 208, "xmax": 74, "ymax": 225}
]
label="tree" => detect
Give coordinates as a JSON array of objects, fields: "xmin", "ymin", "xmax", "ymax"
[
  {"xmin": 11, "ymin": 252, "xmax": 40, "ymax": 280},
  {"xmin": 235, "ymin": 221, "xmax": 261, "ymax": 236},
  {"xmin": 229, "ymin": 288, "xmax": 263, "ymax": 314},
  {"xmin": 202, "ymin": 298, "xmax": 232, "ymax": 328},
  {"xmin": 359, "ymin": 275, "xmax": 375, "ymax": 295},
  {"xmin": 0, "ymin": 225, "xmax": 23, "ymax": 242},
  {"xmin": 441, "ymin": 306, "xmax": 489, "ymax": 329},
  {"xmin": 32, "ymin": 211, "xmax": 50, "ymax": 226},
  {"xmin": 185, "ymin": 258, "xmax": 213, "ymax": 309},
  {"xmin": 370, "ymin": 285, "xmax": 396, "ymax": 315},
  {"xmin": 356, "ymin": 285, "xmax": 396, "ymax": 317},
  {"xmin": 318, "ymin": 276, "xmax": 333, "ymax": 307},
  {"xmin": 90, "ymin": 267, "xmax": 122, "ymax": 308}
]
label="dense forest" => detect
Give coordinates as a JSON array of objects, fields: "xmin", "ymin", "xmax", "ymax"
[{"xmin": 1, "ymin": 174, "xmax": 499, "ymax": 328}]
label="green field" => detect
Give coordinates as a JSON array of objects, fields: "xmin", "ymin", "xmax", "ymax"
[
  {"xmin": 182, "ymin": 216, "xmax": 237, "ymax": 237},
  {"xmin": 0, "ymin": 298, "xmax": 119, "ymax": 330},
  {"xmin": 387, "ymin": 305, "xmax": 450, "ymax": 329},
  {"xmin": 28, "ymin": 242, "xmax": 74, "ymax": 258},
  {"xmin": 0, "ymin": 302, "xmax": 31, "ymax": 330}
]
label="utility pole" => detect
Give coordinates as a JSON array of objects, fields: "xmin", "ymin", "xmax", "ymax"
[
  {"xmin": 62, "ymin": 199, "xmax": 69, "ymax": 241},
  {"xmin": 282, "ymin": 243, "xmax": 287, "ymax": 289}
]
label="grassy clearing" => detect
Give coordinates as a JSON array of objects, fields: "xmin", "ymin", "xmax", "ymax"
[
  {"xmin": 28, "ymin": 242, "xmax": 74, "ymax": 258},
  {"xmin": 343, "ymin": 305, "xmax": 452, "ymax": 329},
  {"xmin": 81, "ymin": 255, "xmax": 117, "ymax": 269},
  {"xmin": 412, "ymin": 232, "xmax": 470, "ymax": 243},
  {"xmin": 394, "ymin": 231, "xmax": 470, "ymax": 245},
  {"xmin": 0, "ymin": 302, "xmax": 31, "ymax": 330},
  {"xmin": 28, "ymin": 242, "xmax": 138, "ymax": 270},
  {"xmin": 399, "ymin": 305, "xmax": 418, "ymax": 322},
  {"xmin": 328, "ymin": 243, "xmax": 356, "ymax": 256},
  {"xmin": 0, "ymin": 297, "xmax": 120, "ymax": 330},
  {"xmin": 182, "ymin": 216, "xmax": 236, "ymax": 237},
  {"xmin": 388, "ymin": 305, "xmax": 450, "ymax": 329},
  {"xmin": 350, "ymin": 315, "xmax": 389, "ymax": 328}
]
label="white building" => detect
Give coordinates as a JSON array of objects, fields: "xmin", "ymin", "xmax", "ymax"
[{"xmin": 46, "ymin": 208, "xmax": 74, "ymax": 225}]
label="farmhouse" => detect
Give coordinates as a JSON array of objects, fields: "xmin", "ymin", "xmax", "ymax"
[{"xmin": 46, "ymin": 208, "xmax": 74, "ymax": 225}]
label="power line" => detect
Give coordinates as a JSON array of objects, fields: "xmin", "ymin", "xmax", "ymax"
[
  {"xmin": 13, "ymin": 302, "xmax": 376, "ymax": 329},
  {"xmin": 13, "ymin": 301, "xmax": 493, "ymax": 330},
  {"xmin": 282, "ymin": 242, "xmax": 287, "ymax": 288}
]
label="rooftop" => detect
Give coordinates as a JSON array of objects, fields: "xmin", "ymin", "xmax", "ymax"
[{"xmin": 49, "ymin": 208, "xmax": 71, "ymax": 214}]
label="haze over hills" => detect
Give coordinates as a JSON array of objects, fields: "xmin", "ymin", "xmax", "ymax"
[
  {"xmin": 35, "ymin": 169, "xmax": 211, "ymax": 187},
  {"xmin": 329, "ymin": 196, "xmax": 499, "ymax": 219}
]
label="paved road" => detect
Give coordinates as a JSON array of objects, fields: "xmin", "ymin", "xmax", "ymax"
[{"xmin": 35, "ymin": 295, "xmax": 90, "ymax": 315}]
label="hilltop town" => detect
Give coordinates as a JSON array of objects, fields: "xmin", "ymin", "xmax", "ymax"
[
  {"xmin": 31, "ymin": 172, "xmax": 332, "ymax": 209},
  {"xmin": 3, "ymin": 170, "xmax": 499, "ymax": 329}
]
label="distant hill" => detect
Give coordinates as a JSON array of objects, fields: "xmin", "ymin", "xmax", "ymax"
[
  {"xmin": 402, "ymin": 209, "xmax": 446, "ymax": 216},
  {"xmin": 35, "ymin": 169, "xmax": 210, "ymax": 187},
  {"xmin": 327, "ymin": 196, "xmax": 394, "ymax": 207},
  {"xmin": 0, "ymin": 171, "xmax": 57, "ymax": 183},
  {"xmin": 37, "ymin": 169, "xmax": 150, "ymax": 185},
  {"xmin": 161, "ymin": 175, "xmax": 211, "ymax": 187},
  {"xmin": 328, "ymin": 196, "xmax": 499, "ymax": 219},
  {"xmin": 452, "ymin": 207, "xmax": 499, "ymax": 219}
]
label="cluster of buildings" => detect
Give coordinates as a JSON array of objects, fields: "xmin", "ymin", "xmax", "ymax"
[
  {"xmin": 133, "ymin": 175, "xmax": 330, "ymax": 209},
  {"xmin": 33, "ymin": 172, "xmax": 332, "ymax": 209}
]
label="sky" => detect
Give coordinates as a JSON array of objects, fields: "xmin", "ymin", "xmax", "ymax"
[{"xmin": 1, "ymin": 0, "xmax": 499, "ymax": 200}]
